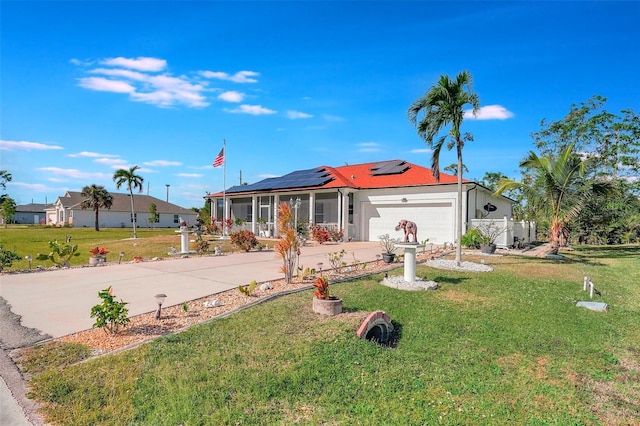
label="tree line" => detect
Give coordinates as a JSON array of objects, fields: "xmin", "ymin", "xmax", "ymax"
[{"xmin": 408, "ymin": 73, "xmax": 639, "ymax": 256}]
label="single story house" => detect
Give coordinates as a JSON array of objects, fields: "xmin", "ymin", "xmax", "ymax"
[
  {"xmin": 12, "ymin": 203, "xmax": 52, "ymax": 224},
  {"xmin": 207, "ymin": 159, "xmax": 530, "ymax": 246},
  {"xmin": 46, "ymin": 192, "xmax": 197, "ymax": 228}
]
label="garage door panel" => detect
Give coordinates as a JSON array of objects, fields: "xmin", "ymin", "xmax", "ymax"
[{"xmin": 364, "ymin": 203, "xmax": 453, "ymax": 244}]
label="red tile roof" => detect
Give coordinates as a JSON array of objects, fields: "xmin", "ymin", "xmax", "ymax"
[
  {"xmin": 324, "ymin": 160, "xmax": 463, "ymax": 189},
  {"xmin": 210, "ymin": 160, "xmax": 466, "ymax": 197}
]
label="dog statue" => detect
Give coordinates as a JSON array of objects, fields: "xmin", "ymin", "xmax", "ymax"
[{"xmin": 395, "ymin": 219, "xmax": 418, "ymax": 243}]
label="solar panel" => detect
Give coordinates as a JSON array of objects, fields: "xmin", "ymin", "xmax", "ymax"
[
  {"xmin": 370, "ymin": 160, "xmax": 410, "ymax": 176},
  {"xmin": 226, "ymin": 167, "xmax": 333, "ymax": 194}
]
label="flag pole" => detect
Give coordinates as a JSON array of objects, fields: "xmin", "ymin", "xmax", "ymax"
[{"xmin": 223, "ymin": 139, "xmax": 227, "ymax": 238}]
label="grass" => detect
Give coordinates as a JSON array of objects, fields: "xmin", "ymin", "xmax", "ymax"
[
  {"xmin": 0, "ymin": 226, "xmax": 262, "ymax": 270},
  {"xmin": 16, "ymin": 244, "xmax": 640, "ymax": 425}
]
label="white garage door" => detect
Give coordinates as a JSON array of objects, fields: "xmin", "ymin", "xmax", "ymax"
[{"xmin": 362, "ymin": 202, "xmax": 454, "ymax": 244}]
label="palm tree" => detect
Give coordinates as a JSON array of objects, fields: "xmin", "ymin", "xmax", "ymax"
[
  {"xmin": 80, "ymin": 184, "xmax": 113, "ymax": 231},
  {"xmin": 494, "ymin": 142, "xmax": 615, "ymax": 254},
  {"xmin": 113, "ymin": 166, "xmax": 144, "ymax": 238},
  {"xmin": 408, "ymin": 70, "xmax": 480, "ymax": 266}
]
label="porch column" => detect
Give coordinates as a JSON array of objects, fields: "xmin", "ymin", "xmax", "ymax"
[
  {"xmin": 341, "ymin": 190, "xmax": 350, "ymax": 241},
  {"xmin": 251, "ymin": 196, "xmax": 257, "ymax": 234},
  {"xmin": 309, "ymin": 192, "xmax": 315, "ymax": 225},
  {"xmin": 274, "ymin": 195, "xmax": 280, "ymax": 237}
]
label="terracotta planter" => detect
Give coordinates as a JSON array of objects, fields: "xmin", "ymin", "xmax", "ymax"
[
  {"xmin": 382, "ymin": 253, "xmax": 395, "ymax": 263},
  {"xmin": 312, "ymin": 296, "xmax": 342, "ymax": 316}
]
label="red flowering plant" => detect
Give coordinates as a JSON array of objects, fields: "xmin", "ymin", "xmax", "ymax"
[
  {"xmin": 312, "ymin": 276, "xmax": 331, "ymax": 300},
  {"xmin": 89, "ymin": 246, "xmax": 109, "ymax": 257}
]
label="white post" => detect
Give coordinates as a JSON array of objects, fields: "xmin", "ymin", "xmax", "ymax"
[
  {"xmin": 583, "ymin": 276, "xmax": 589, "ymax": 291},
  {"xmin": 589, "ymin": 280, "xmax": 594, "ymax": 299}
]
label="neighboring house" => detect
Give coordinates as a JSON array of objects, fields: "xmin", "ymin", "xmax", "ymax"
[
  {"xmin": 13, "ymin": 203, "xmax": 52, "ymax": 224},
  {"xmin": 45, "ymin": 192, "xmax": 197, "ymax": 229},
  {"xmin": 207, "ymin": 159, "xmax": 530, "ymax": 246}
]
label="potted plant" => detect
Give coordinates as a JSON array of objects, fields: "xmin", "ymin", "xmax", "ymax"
[
  {"xmin": 89, "ymin": 246, "xmax": 109, "ymax": 266},
  {"xmin": 476, "ymin": 220, "xmax": 507, "ymax": 254},
  {"xmin": 379, "ymin": 234, "xmax": 398, "ymax": 263},
  {"xmin": 312, "ymin": 276, "xmax": 342, "ymax": 316}
]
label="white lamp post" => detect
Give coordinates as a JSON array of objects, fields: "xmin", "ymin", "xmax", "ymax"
[{"xmin": 290, "ymin": 197, "xmax": 301, "ymax": 233}]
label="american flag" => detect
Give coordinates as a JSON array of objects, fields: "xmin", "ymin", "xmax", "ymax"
[{"xmin": 212, "ymin": 147, "xmax": 225, "ymax": 168}]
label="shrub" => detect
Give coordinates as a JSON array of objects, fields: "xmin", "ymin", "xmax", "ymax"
[
  {"xmin": 327, "ymin": 249, "xmax": 347, "ymax": 274},
  {"xmin": 328, "ymin": 227, "xmax": 344, "ymax": 242},
  {"xmin": 90, "ymin": 286, "xmax": 130, "ymax": 334},
  {"xmin": 0, "ymin": 245, "xmax": 20, "ymax": 271},
  {"xmin": 192, "ymin": 236, "xmax": 210, "ymax": 254},
  {"xmin": 310, "ymin": 224, "xmax": 330, "ymax": 244},
  {"xmin": 36, "ymin": 240, "xmax": 80, "ymax": 267},
  {"xmin": 229, "ymin": 230, "xmax": 259, "ymax": 252},
  {"xmin": 238, "ymin": 280, "xmax": 257, "ymax": 297},
  {"xmin": 461, "ymin": 228, "xmax": 486, "ymax": 248}
]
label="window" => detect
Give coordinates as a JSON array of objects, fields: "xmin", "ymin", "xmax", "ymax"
[
  {"xmin": 348, "ymin": 193, "xmax": 354, "ymax": 224},
  {"xmin": 315, "ymin": 203, "xmax": 324, "ymax": 223},
  {"xmin": 174, "ymin": 215, "xmax": 179, "ymax": 224}
]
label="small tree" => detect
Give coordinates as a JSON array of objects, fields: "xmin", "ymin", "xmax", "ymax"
[
  {"xmin": 148, "ymin": 202, "xmax": 160, "ymax": 227},
  {"xmin": 1, "ymin": 196, "xmax": 16, "ymax": 228},
  {"xmin": 274, "ymin": 203, "xmax": 300, "ymax": 284}
]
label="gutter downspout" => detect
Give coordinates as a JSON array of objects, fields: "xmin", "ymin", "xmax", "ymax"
[{"xmin": 466, "ymin": 184, "xmax": 477, "ymax": 224}]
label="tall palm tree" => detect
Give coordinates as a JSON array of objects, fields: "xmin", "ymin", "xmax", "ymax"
[
  {"xmin": 408, "ymin": 70, "xmax": 480, "ymax": 266},
  {"xmin": 80, "ymin": 184, "xmax": 113, "ymax": 231},
  {"xmin": 113, "ymin": 165, "xmax": 144, "ymax": 238},
  {"xmin": 495, "ymin": 142, "xmax": 615, "ymax": 254}
]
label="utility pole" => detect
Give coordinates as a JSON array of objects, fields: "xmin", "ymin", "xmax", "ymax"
[{"xmin": 165, "ymin": 184, "xmax": 170, "ymax": 202}]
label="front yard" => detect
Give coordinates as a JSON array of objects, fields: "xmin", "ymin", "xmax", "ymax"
[{"xmin": 16, "ymin": 245, "xmax": 640, "ymax": 425}]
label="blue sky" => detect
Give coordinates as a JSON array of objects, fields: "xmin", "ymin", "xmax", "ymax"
[{"xmin": 2, "ymin": 1, "xmax": 639, "ymax": 209}]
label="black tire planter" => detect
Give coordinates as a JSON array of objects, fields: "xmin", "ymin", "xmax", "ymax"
[
  {"xmin": 382, "ymin": 253, "xmax": 396, "ymax": 263},
  {"xmin": 480, "ymin": 244, "xmax": 497, "ymax": 254}
]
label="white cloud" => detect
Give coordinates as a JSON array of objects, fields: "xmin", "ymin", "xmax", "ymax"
[
  {"xmin": 464, "ymin": 105, "xmax": 514, "ymax": 120},
  {"xmin": 78, "ymin": 77, "xmax": 135, "ymax": 93},
  {"xmin": 200, "ymin": 70, "xmax": 259, "ymax": 83},
  {"xmin": 0, "ymin": 140, "xmax": 64, "ymax": 151},
  {"xmin": 68, "ymin": 151, "xmax": 119, "ymax": 158},
  {"xmin": 37, "ymin": 167, "xmax": 112, "ymax": 180},
  {"xmin": 175, "ymin": 173, "xmax": 202, "ymax": 178},
  {"xmin": 144, "ymin": 160, "xmax": 182, "ymax": 167},
  {"xmin": 75, "ymin": 58, "xmax": 209, "ymax": 108},
  {"xmin": 410, "ymin": 148, "xmax": 433, "ymax": 154},
  {"xmin": 90, "ymin": 68, "xmax": 147, "ymax": 81},
  {"xmin": 225, "ymin": 104, "xmax": 277, "ymax": 115},
  {"xmin": 101, "ymin": 56, "xmax": 167, "ymax": 72},
  {"xmin": 218, "ymin": 91, "xmax": 245, "ymax": 103},
  {"xmin": 94, "ymin": 158, "xmax": 128, "ymax": 166},
  {"xmin": 286, "ymin": 110, "xmax": 313, "ymax": 119}
]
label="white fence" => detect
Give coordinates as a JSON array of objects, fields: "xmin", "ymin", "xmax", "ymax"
[{"xmin": 468, "ymin": 217, "xmax": 537, "ymax": 248}]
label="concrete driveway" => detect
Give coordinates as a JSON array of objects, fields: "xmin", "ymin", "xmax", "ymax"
[{"xmin": 0, "ymin": 241, "xmax": 382, "ymax": 339}]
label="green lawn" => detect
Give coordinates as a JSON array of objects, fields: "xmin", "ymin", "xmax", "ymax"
[
  {"xmin": 19, "ymin": 246, "xmax": 640, "ymax": 425},
  {"xmin": 0, "ymin": 226, "xmax": 244, "ymax": 270}
]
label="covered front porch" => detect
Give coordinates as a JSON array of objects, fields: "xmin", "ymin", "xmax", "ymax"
[{"xmin": 209, "ymin": 189, "xmax": 355, "ymax": 240}]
